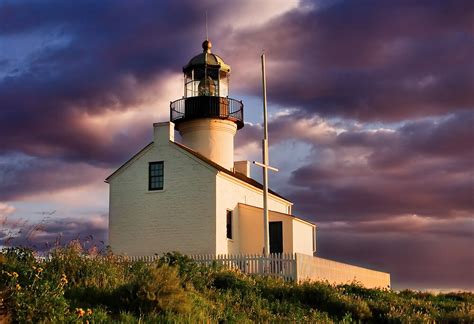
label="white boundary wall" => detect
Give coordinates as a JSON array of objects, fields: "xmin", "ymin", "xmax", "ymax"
[
  {"xmin": 126, "ymin": 253, "xmax": 390, "ymax": 288},
  {"xmin": 296, "ymin": 253, "xmax": 391, "ymax": 288}
]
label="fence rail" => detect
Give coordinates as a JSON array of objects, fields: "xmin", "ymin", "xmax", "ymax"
[{"xmin": 126, "ymin": 253, "xmax": 296, "ymax": 281}]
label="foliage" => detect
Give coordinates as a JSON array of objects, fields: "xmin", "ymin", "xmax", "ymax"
[
  {"xmin": 1, "ymin": 247, "xmax": 473, "ymax": 323},
  {"xmin": 136, "ymin": 265, "xmax": 191, "ymax": 314},
  {"xmin": 0, "ymin": 247, "xmax": 69, "ymax": 322}
]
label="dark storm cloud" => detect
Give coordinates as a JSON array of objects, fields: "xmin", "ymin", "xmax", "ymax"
[
  {"xmin": 0, "ymin": 0, "xmax": 239, "ymax": 167},
  {"xmin": 1, "ymin": 0, "xmax": 472, "ymax": 166},
  {"xmin": 236, "ymin": 109, "xmax": 474, "ymax": 222},
  {"xmin": 225, "ymin": 0, "xmax": 474, "ymax": 121},
  {"xmin": 287, "ymin": 111, "xmax": 473, "ymax": 221},
  {"xmin": 338, "ymin": 111, "xmax": 474, "ymax": 168},
  {"xmin": 0, "ymin": 153, "xmax": 105, "ymax": 200}
]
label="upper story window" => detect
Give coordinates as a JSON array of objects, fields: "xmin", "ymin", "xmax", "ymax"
[
  {"xmin": 149, "ymin": 161, "xmax": 164, "ymax": 191},
  {"xmin": 226, "ymin": 210, "xmax": 233, "ymax": 239}
]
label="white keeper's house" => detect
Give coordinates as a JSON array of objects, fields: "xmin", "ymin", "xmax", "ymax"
[{"xmin": 106, "ymin": 40, "xmax": 390, "ymax": 288}]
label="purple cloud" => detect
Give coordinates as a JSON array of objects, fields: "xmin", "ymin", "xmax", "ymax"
[
  {"xmin": 225, "ymin": 0, "xmax": 473, "ymax": 121},
  {"xmin": 0, "ymin": 213, "xmax": 107, "ymax": 253}
]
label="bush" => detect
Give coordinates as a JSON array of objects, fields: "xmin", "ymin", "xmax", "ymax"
[
  {"xmin": 1, "ymin": 248, "xmax": 69, "ymax": 322},
  {"xmin": 1, "ymin": 247, "xmax": 473, "ymax": 322},
  {"xmin": 136, "ymin": 265, "xmax": 191, "ymax": 314},
  {"xmin": 157, "ymin": 252, "xmax": 218, "ymax": 290}
]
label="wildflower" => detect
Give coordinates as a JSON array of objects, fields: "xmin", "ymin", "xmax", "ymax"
[
  {"xmin": 11, "ymin": 272, "xmax": 18, "ymax": 278},
  {"xmin": 15, "ymin": 284, "xmax": 21, "ymax": 291},
  {"xmin": 86, "ymin": 308, "xmax": 93, "ymax": 315},
  {"xmin": 60, "ymin": 273, "xmax": 68, "ymax": 285},
  {"xmin": 76, "ymin": 308, "xmax": 85, "ymax": 317},
  {"xmin": 36, "ymin": 267, "xmax": 43, "ymax": 273}
]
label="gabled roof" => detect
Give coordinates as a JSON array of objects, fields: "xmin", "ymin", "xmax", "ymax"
[
  {"xmin": 173, "ymin": 142, "xmax": 290, "ymax": 203},
  {"xmin": 105, "ymin": 142, "xmax": 153, "ymax": 182},
  {"xmin": 105, "ymin": 140, "xmax": 291, "ymax": 203}
]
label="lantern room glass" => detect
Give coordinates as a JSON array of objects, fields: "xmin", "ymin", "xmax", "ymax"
[{"xmin": 184, "ymin": 67, "xmax": 229, "ymax": 98}]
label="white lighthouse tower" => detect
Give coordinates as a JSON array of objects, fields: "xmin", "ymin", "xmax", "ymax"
[{"xmin": 170, "ymin": 40, "xmax": 244, "ymax": 170}]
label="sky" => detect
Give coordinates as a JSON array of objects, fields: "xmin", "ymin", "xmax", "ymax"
[{"xmin": 0, "ymin": 0, "xmax": 473, "ymax": 291}]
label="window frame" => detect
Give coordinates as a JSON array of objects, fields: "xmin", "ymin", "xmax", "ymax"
[
  {"xmin": 226, "ymin": 210, "xmax": 233, "ymax": 240},
  {"xmin": 148, "ymin": 161, "xmax": 164, "ymax": 191}
]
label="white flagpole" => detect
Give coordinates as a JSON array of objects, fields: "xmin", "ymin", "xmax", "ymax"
[{"xmin": 261, "ymin": 52, "xmax": 270, "ymax": 256}]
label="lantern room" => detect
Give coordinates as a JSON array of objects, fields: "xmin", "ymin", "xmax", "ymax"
[
  {"xmin": 170, "ymin": 40, "xmax": 244, "ymax": 130},
  {"xmin": 183, "ymin": 39, "xmax": 230, "ymax": 98}
]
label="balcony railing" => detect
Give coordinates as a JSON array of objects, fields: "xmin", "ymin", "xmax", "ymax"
[{"xmin": 170, "ymin": 96, "xmax": 244, "ymax": 129}]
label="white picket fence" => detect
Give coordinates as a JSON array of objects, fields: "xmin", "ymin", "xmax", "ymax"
[{"xmin": 126, "ymin": 253, "xmax": 297, "ymax": 281}]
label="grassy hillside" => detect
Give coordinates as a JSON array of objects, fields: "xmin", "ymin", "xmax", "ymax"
[{"xmin": 1, "ymin": 246, "xmax": 472, "ymax": 323}]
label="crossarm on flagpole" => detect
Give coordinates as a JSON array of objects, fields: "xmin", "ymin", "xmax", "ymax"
[{"xmin": 253, "ymin": 161, "xmax": 279, "ymax": 172}]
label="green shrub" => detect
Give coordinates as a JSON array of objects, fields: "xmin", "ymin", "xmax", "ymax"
[
  {"xmin": 47, "ymin": 244, "xmax": 129, "ymax": 289},
  {"xmin": 1, "ymin": 248, "xmax": 69, "ymax": 322},
  {"xmin": 157, "ymin": 252, "xmax": 218, "ymax": 290},
  {"xmin": 136, "ymin": 264, "xmax": 191, "ymax": 314},
  {"xmin": 1, "ymin": 247, "xmax": 473, "ymax": 322}
]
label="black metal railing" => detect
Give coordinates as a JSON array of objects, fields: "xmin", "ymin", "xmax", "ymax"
[{"xmin": 170, "ymin": 96, "xmax": 244, "ymax": 129}]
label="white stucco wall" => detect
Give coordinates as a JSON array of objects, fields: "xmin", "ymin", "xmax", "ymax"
[
  {"xmin": 292, "ymin": 219, "xmax": 316, "ymax": 256},
  {"xmin": 216, "ymin": 174, "xmax": 291, "ymax": 255},
  {"xmin": 108, "ymin": 125, "xmax": 218, "ymax": 256},
  {"xmin": 296, "ymin": 254, "xmax": 391, "ymax": 288},
  {"xmin": 179, "ymin": 119, "xmax": 237, "ymax": 170}
]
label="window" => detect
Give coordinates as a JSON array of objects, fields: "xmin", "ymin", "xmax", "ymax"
[
  {"xmin": 226, "ymin": 210, "xmax": 232, "ymax": 239},
  {"xmin": 149, "ymin": 161, "xmax": 164, "ymax": 190}
]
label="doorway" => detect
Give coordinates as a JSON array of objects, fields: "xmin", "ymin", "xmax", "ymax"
[{"xmin": 269, "ymin": 221, "xmax": 283, "ymax": 254}]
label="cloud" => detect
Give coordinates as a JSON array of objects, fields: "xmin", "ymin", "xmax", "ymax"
[
  {"xmin": 0, "ymin": 153, "xmax": 107, "ymax": 200},
  {"xmin": 0, "ymin": 203, "xmax": 16, "ymax": 231},
  {"xmin": 316, "ymin": 228, "xmax": 474, "ymax": 290},
  {"xmin": 2, "ymin": 0, "xmax": 472, "ymax": 168},
  {"xmin": 224, "ymin": 0, "xmax": 474, "ymax": 121},
  {"xmin": 0, "ymin": 213, "xmax": 108, "ymax": 252},
  {"xmin": 318, "ymin": 214, "xmax": 474, "ymax": 238},
  {"xmin": 275, "ymin": 110, "xmax": 474, "ymax": 221}
]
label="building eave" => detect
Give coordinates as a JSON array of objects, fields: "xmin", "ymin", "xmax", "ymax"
[
  {"xmin": 238, "ymin": 203, "xmax": 316, "ymax": 227},
  {"xmin": 172, "ymin": 141, "xmax": 291, "ymax": 203},
  {"xmin": 104, "ymin": 142, "xmax": 154, "ymax": 183}
]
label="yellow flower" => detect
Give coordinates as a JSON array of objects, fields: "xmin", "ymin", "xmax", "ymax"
[
  {"xmin": 15, "ymin": 284, "xmax": 21, "ymax": 291},
  {"xmin": 76, "ymin": 308, "xmax": 85, "ymax": 317},
  {"xmin": 86, "ymin": 308, "xmax": 93, "ymax": 315},
  {"xmin": 60, "ymin": 273, "xmax": 68, "ymax": 285}
]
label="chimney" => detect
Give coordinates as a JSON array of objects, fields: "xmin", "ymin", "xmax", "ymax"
[
  {"xmin": 234, "ymin": 160, "xmax": 250, "ymax": 177},
  {"xmin": 153, "ymin": 122, "xmax": 175, "ymax": 145}
]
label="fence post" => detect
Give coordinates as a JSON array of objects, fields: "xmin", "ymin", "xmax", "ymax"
[{"xmin": 293, "ymin": 253, "xmax": 298, "ymax": 282}]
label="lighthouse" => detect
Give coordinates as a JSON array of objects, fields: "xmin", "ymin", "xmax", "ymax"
[
  {"xmin": 170, "ymin": 40, "xmax": 244, "ymax": 170},
  {"xmin": 105, "ymin": 39, "xmax": 390, "ymax": 289}
]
